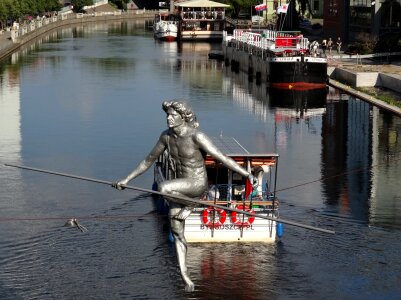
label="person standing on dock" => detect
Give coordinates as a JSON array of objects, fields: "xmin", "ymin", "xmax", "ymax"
[
  {"xmin": 321, "ymin": 39, "xmax": 327, "ymax": 54},
  {"xmin": 327, "ymin": 38, "xmax": 333, "ymax": 55},
  {"xmin": 336, "ymin": 37, "xmax": 342, "ymax": 54},
  {"xmin": 113, "ymin": 100, "xmax": 256, "ymax": 292}
]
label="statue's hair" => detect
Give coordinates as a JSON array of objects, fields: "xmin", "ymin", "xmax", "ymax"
[{"xmin": 162, "ymin": 100, "xmax": 199, "ymax": 128}]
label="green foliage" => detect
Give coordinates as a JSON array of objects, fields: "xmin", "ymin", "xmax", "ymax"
[
  {"xmin": 71, "ymin": 0, "xmax": 93, "ymax": 13},
  {"xmin": 229, "ymin": 0, "xmax": 255, "ymax": 18},
  {"xmin": 346, "ymin": 33, "xmax": 378, "ymax": 54},
  {"xmin": 109, "ymin": 0, "xmax": 130, "ymax": 10},
  {"xmin": 357, "ymin": 87, "xmax": 401, "ymax": 109},
  {"xmin": 0, "ymin": 0, "xmax": 61, "ymax": 26}
]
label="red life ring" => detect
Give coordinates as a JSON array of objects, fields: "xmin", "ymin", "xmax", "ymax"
[
  {"xmin": 231, "ymin": 205, "xmax": 255, "ymax": 226},
  {"xmin": 202, "ymin": 207, "xmax": 226, "ymax": 227}
]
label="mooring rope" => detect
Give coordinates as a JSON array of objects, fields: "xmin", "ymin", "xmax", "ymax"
[{"xmin": 276, "ymin": 154, "xmax": 401, "ymax": 193}]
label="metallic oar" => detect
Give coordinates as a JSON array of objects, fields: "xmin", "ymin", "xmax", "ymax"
[{"xmin": 5, "ymin": 163, "xmax": 335, "ymax": 234}]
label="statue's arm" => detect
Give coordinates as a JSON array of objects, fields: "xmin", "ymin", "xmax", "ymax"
[
  {"xmin": 195, "ymin": 131, "xmax": 250, "ymax": 177},
  {"xmin": 117, "ymin": 133, "xmax": 167, "ymax": 187}
]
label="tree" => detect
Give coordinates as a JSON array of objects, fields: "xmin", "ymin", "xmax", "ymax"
[
  {"xmin": 71, "ymin": 0, "xmax": 93, "ymax": 13},
  {"xmin": 109, "ymin": 0, "xmax": 130, "ymax": 10},
  {"xmin": 296, "ymin": 0, "xmax": 314, "ymax": 18},
  {"xmin": 229, "ymin": 0, "xmax": 255, "ymax": 18}
]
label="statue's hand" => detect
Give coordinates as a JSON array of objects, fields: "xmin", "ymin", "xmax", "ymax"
[
  {"xmin": 248, "ymin": 174, "xmax": 259, "ymax": 188},
  {"xmin": 112, "ymin": 179, "xmax": 128, "ymax": 190}
]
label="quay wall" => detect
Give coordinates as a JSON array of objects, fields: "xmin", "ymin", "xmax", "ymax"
[
  {"xmin": 0, "ymin": 11, "xmax": 154, "ymax": 61},
  {"xmin": 329, "ymin": 67, "xmax": 401, "ymax": 94},
  {"xmin": 224, "ymin": 45, "xmax": 270, "ymax": 82},
  {"xmin": 378, "ymin": 73, "xmax": 401, "ymax": 94}
]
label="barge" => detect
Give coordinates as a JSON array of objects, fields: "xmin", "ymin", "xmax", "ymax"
[{"xmin": 223, "ymin": 29, "xmax": 328, "ymax": 90}]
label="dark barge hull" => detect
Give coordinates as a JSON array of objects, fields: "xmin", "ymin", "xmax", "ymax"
[{"xmin": 269, "ymin": 59, "xmax": 328, "ymax": 90}]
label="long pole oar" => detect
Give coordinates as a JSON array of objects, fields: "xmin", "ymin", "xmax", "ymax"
[{"xmin": 5, "ymin": 163, "xmax": 335, "ymax": 234}]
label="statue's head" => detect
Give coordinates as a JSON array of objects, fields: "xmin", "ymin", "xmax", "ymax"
[{"xmin": 162, "ymin": 100, "xmax": 199, "ymax": 128}]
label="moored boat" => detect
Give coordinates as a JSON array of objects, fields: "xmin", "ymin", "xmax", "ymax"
[
  {"xmin": 223, "ymin": 29, "xmax": 328, "ymax": 90},
  {"xmin": 174, "ymin": 0, "xmax": 229, "ymax": 41},
  {"xmin": 153, "ymin": 12, "xmax": 179, "ymax": 42},
  {"xmin": 153, "ymin": 136, "xmax": 280, "ymax": 243}
]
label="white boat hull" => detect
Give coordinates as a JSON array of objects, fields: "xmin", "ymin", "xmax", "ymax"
[
  {"xmin": 185, "ymin": 208, "xmax": 276, "ymax": 243},
  {"xmin": 180, "ymin": 30, "xmax": 224, "ymax": 41},
  {"xmin": 154, "ymin": 21, "xmax": 178, "ymax": 42}
]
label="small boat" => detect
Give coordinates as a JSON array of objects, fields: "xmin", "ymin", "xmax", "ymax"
[
  {"xmin": 174, "ymin": 0, "xmax": 230, "ymax": 41},
  {"xmin": 208, "ymin": 50, "xmax": 224, "ymax": 60},
  {"xmin": 153, "ymin": 136, "xmax": 280, "ymax": 243},
  {"xmin": 223, "ymin": 29, "xmax": 328, "ymax": 90},
  {"xmin": 153, "ymin": 12, "xmax": 179, "ymax": 42}
]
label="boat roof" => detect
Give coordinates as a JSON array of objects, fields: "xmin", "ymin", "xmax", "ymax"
[
  {"xmin": 175, "ymin": 0, "xmax": 230, "ymax": 8},
  {"xmin": 209, "ymin": 136, "xmax": 249, "ymax": 155},
  {"xmin": 206, "ymin": 137, "xmax": 279, "ymax": 166}
]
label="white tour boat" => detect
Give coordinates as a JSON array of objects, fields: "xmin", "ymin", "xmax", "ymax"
[
  {"xmin": 153, "ymin": 136, "xmax": 280, "ymax": 243},
  {"xmin": 174, "ymin": 0, "xmax": 229, "ymax": 41},
  {"xmin": 153, "ymin": 12, "xmax": 179, "ymax": 42}
]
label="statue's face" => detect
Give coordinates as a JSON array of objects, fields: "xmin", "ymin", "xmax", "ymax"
[{"xmin": 167, "ymin": 108, "xmax": 184, "ymax": 128}]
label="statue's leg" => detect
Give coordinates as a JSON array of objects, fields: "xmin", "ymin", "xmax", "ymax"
[
  {"xmin": 158, "ymin": 179, "xmax": 206, "ymax": 292},
  {"xmin": 169, "ymin": 205, "xmax": 194, "ymax": 292}
]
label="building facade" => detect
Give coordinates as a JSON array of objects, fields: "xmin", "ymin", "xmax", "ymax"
[{"xmin": 323, "ymin": 0, "xmax": 401, "ymax": 44}]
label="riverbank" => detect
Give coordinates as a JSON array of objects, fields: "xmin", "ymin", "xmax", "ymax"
[
  {"xmin": 0, "ymin": 10, "xmax": 154, "ymax": 62},
  {"xmin": 327, "ymin": 55, "xmax": 401, "ymax": 116}
]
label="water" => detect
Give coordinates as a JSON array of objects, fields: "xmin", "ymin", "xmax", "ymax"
[{"xmin": 1, "ymin": 20, "xmax": 401, "ymax": 299}]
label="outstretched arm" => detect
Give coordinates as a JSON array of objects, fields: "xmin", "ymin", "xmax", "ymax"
[
  {"xmin": 115, "ymin": 133, "xmax": 167, "ymax": 189},
  {"xmin": 195, "ymin": 131, "xmax": 254, "ymax": 181}
]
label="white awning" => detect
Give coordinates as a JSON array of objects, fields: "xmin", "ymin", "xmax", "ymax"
[{"xmin": 175, "ymin": 0, "xmax": 230, "ymax": 8}]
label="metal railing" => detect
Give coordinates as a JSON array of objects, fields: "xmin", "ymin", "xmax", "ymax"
[
  {"xmin": 229, "ymin": 29, "xmax": 309, "ymax": 52},
  {"xmin": 10, "ymin": 10, "xmax": 156, "ymax": 42}
]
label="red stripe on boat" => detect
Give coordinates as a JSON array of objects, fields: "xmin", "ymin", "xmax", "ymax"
[{"xmin": 271, "ymin": 82, "xmax": 327, "ymax": 91}]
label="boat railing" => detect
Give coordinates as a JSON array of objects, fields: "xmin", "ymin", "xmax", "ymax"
[
  {"xmin": 180, "ymin": 10, "xmax": 225, "ymax": 21},
  {"xmin": 205, "ymin": 183, "xmax": 276, "ymax": 203},
  {"xmin": 230, "ymin": 29, "xmax": 309, "ymax": 54}
]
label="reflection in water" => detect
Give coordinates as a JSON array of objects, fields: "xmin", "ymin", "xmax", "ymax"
[
  {"xmin": 270, "ymin": 87, "xmax": 327, "ymax": 108},
  {"xmin": 322, "ymin": 88, "xmax": 401, "ymax": 228},
  {"xmin": 224, "ymin": 71, "xmax": 271, "ymax": 122},
  {"xmin": 322, "ymin": 96, "xmax": 372, "ymax": 221},
  {"xmin": 189, "ymin": 243, "xmax": 277, "ymax": 299},
  {"xmin": 0, "ymin": 65, "xmax": 22, "ymax": 218},
  {"xmin": 269, "ymin": 87, "xmax": 327, "ymax": 122},
  {"xmin": 370, "ymin": 109, "xmax": 401, "ymax": 228}
]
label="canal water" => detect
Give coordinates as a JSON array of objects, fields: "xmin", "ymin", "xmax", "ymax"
[{"xmin": 1, "ymin": 20, "xmax": 401, "ymax": 299}]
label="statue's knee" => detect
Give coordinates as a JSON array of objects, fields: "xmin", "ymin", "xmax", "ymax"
[
  {"xmin": 158, "ymin": 182, "xmax": 171, "ymax": 194},
  {"xmin": 170, "ymin": 219, "xmax": 184, "ymax": 234}
]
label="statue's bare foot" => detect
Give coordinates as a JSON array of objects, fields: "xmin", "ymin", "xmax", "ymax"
[
  {"xmin": 182, "ymin": 270, "xmax": 194, "ymax": 292},
  {"xmin": 184, "ymin": 281, "xmax": 195, "ymax": 292}
]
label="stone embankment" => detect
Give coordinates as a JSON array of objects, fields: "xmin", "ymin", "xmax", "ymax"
[{"xmin": 327, "ymin": 54, "xmax": 401, "ymax": 116}]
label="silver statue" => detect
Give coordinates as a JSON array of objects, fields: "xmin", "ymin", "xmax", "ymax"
[{"xmin": 114, "ymin": 100, "xmax": 256, "ymax": 292}]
